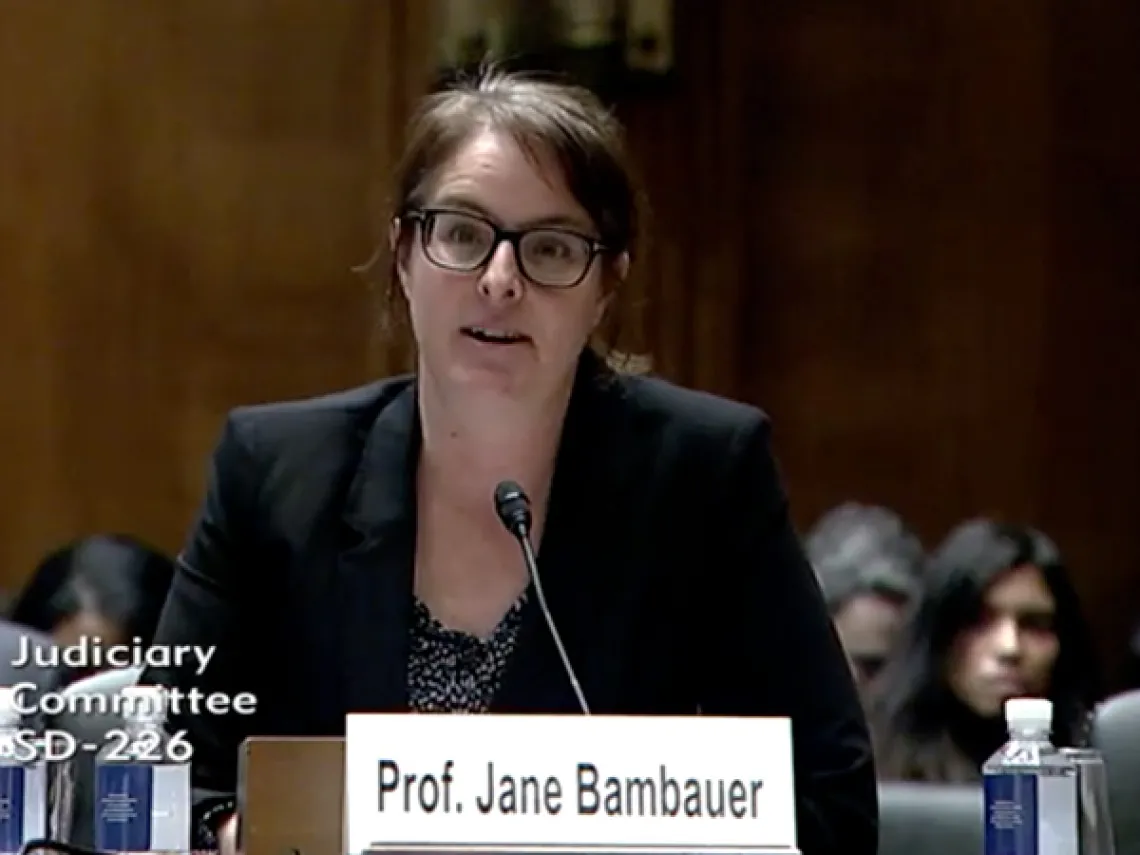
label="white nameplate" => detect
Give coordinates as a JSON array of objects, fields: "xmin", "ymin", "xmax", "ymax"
[{"xmin": 345, "ymin": 714, "xmax": 797, "ymax": 855}]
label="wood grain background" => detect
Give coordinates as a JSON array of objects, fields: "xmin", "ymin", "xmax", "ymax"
[{"xmin": 1, "ymin": 0, "xmax": 1137, "ymax": 684}]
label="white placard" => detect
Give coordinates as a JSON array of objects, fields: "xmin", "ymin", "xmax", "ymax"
[{"xmin": 345, "ymin": 714, "xmax": 797, "ymax": 855}]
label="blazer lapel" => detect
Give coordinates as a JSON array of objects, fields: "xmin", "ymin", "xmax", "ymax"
[
  {"xmin": 337, "ymin": 380, "xmax": 420, "ymax": 713},
  {"xmin": 494, "ymin": 355, "xmax": 642, "ymax": 713}
]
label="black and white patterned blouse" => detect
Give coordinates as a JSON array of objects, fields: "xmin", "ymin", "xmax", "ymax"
[
  {"xmin": 407, "ymin": 595, "xmax": 527, "ymax": 712},
  {"xmin": 193, "ymin": 595, "xmax": 527, "ymax": 850}
]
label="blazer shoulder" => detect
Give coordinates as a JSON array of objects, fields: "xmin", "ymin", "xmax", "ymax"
[
  {"xmin": 208, "ymin": 375, "xmax": 415, "ymax": 516},
  {"xmin": 193, "ymin": 376, "xmax": 417, "ymax": 542},
  {"xmin": 224, "ymin": 375, "xmax": 413, "ymax": 452},
  {"xmin": 617, "ymin": 372, "xmax": 771, "ymax": 443}
]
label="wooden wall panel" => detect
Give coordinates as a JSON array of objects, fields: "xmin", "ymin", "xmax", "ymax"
[
  {"xmin": 733, "ymin": 0, "xmax": 1055, "ymax": 521},
  {"xmin": 1, "ymin": 0, "xmax": 1137, "ymax": 684},
  {"xmin": 618, "ymin": 0, "xmax": 1140, "ymax": 685},
  {"xmin": 0, "ymin": 0, "xmax": 437, "ymax": 586},
  {"xmin": 1039, "ymin": 0, "xmax": 1140, "ymax": 685}
]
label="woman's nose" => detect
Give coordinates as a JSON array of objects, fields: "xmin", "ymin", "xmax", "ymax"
[
  {"xmin": 478, "ymin": 241, "xmax": 524, "ymax": 302},
  {"xmin": 990, "ymin": 617, "xmax": 1023, "ymax": 660}
]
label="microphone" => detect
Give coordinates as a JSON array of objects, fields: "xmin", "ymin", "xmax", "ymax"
[
  {"xmin": 493, "ymin": 480, "xmax": 590, "ymax": 714},
  {"xmin": 494, "ymin": 480, "xmax": 532, "ymax": 538}
]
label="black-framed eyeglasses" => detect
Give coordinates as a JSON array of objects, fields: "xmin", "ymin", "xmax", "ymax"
[{"xmin": 403, "ymin": 208, "xmax": 608, "ymax": 289}]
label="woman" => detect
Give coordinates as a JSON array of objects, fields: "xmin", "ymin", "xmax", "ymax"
[
  {"xmin": 11, "ymin": 533, "xmax": 175, "ymax": 655},
  {"xmin": 869, "ymin": 518, "xmax": 1101, "ymax": 782},
  {"xmin": 142, "ymin": 66, "xmax": 877, "ymax": 855},
  {"xmin": 805, "ymin": 503, "xmax": 924, "ymax": 693}
]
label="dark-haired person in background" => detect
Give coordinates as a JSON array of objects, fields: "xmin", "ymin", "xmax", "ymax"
[
  {"xmin": 142, "ymin": 65, "xmax": 877, "ymax": 855},
  {"xmin": 805, "ymin": 503, "xmax": 924, "ymax": 695},
  {"xmin": 0, "ymin": 619, "xmax": 52, "ymax": 688},
  {"xmin": 9, "ymin": 533, "xmax": 175, "ymax": 678},
  {"xmin": 868, "ymin": 518, "xmax": 1101, "ymax": 782}
]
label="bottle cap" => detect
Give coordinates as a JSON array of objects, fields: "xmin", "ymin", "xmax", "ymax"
[
  {"xmin": 1005, "ymin": 697, "xmax": 1053, "ymax": 729},
  {"xmin": 121, "ymin": 685, "xmax": 168, "ymax": 720}
]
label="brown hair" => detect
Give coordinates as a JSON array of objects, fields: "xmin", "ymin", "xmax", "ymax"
[
  {"xmin": 870, "ymin": 715, "xmax": 986, "ymax": 784},
  {"xmin": 356, "ymin": 62, "xmax": 648, "ymax": 369}
]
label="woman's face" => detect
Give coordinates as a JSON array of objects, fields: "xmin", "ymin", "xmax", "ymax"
[
  {"xmin": 53, "ymin": 609, "xmax": 124, "ymax": 648},
  {"xmin": 832, "ymin": 592, "xmax": 906, "ymax": 690},
  {"xmin": 945, "ymin": 564, "xmax": 1060, "ymax": 718},
  {"xmin": 395, "ymin": 129, "xmax": 614, "ymax": 405},
  {"xmin": 53, "ymin": 609, "xmax": 125, "ymax": 678}
]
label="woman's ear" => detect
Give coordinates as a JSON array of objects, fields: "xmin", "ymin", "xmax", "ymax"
[
  {"xmin": 592, "ymin": 291, "xmax": 613, "ymax": 330},
  {"xmin": 390, "ymin": 218, "xmax": 410, "ymax": 293},
  {"xmin": 593, "ymin": 251, "xmax": 630, "ymax": 329},
  {"xmin": 614, "ymin": 251, "xmax": 631, "ymax": 282}
]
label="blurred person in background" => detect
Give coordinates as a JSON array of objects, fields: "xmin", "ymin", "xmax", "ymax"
[
  {"xmin": 0, "ymin": 620, "xmax": 52, "ymax": 687},
  {"xmin": 868, "ymin": 518, "xmax": 1101, "ymax": 782},
  {"xmin": 805, "ymin": 503, "xmax": 924, "ymax": 694},
  {"xmin": 9, "ymin": 533, "xmax": 175, "ymax": 676}
]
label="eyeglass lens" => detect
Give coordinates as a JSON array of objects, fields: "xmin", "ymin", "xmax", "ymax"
[{"xmin": 424, "ymin": 211, "xmax": 593, "ymax": 286}]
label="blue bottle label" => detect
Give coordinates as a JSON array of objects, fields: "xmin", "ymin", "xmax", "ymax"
[
  {"xmin": 0, "ymin": 767, "xmax": 26, "ymax": 854},
  {"xmin": 986, "ymin": 773, "xmax": 1038, "ymax": 855},
  {"xmin": 985, "ymin": 773, "xmax": 1078, "ymax": 855},
  {"xmin": 95, "ymin": 765, "xmax": 154, "ymax": 853}
]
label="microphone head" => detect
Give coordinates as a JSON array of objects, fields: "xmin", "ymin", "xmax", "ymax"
[{"xmin": 494, "ymin": 480, "xmax": 532, "ymax": 538}]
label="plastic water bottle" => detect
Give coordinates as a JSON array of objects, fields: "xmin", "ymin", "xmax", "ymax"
[
  {"xmin": 984, "ymin": 697, "xmax": 1079, "ymax": 855},
  {"xmin": 1061, "ymin": 748, "xmax": 1117, "ymax": 855},
  {"xmin": 0, "ymin": 687, "xmax": 47, "ymax": 854},
  {"xmin": 94, "ymin": 686, "xmax": 191, "ymax": 855}
]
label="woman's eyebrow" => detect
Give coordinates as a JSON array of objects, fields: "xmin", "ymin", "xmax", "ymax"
[{"xmin": 431, "ymin": 194, "xmax": 592, "ymax": 232}]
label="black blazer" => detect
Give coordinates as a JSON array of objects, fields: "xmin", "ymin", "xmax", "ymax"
[{"xmin": 142, "ymin": 354, "xmax": 877, "ymax": 855}]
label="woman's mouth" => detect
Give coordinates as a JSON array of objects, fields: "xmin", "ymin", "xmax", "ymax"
[{"xmin": 461, "ymin": 326, "xmax": 529, "ymax": 345}]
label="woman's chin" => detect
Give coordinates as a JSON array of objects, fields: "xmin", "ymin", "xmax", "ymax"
[{"xmin": 446, "ymin": 360, "xmax": 529, "ymax": 397}]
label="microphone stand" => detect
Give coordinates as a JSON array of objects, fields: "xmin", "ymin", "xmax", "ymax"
[{"xmin": 494, "ymin": 480, "xmax": 591, "ymax": 715}]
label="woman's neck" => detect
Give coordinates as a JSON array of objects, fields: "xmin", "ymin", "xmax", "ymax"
[
  {"xmin": 415, "ymin": 373, "xmax": 571, "ymax": 523},
  {"xmin": 945, "ymin": 694, "xmax": 1007, "ymax": 770}
]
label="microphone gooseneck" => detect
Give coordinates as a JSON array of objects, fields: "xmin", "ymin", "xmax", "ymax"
[{"xmin": 493, "ymin": 480, "xmax": 591, "ymax": 715}]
